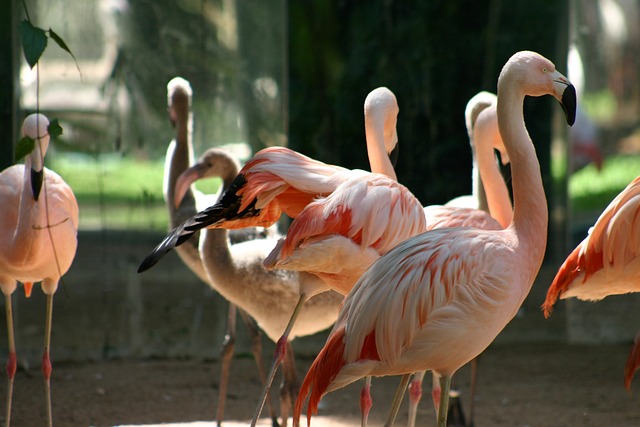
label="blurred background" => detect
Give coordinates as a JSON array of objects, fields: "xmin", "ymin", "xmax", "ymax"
[{"xmin": 1, "ymin": 0, "xmax": 640, "ymax": 376}]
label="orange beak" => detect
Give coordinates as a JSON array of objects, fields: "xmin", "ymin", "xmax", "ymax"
[{"xmin": 24, "ymin": 282, "xmax": 34, "ymax": 298}]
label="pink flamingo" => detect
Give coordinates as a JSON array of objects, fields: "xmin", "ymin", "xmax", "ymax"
[
  {"xmin": 139, "ymin": 86, "xmax": 400, "ymax": 248},
  {"xmin": 1, "ymin": 114, "xmax": 79, "ymax": 427},
  {"xmin": 164, "ymin": 77, "xmax": 281, "ymax": 426},
  {"xmin": 139, "ymin": 87, "xmax": 414, "ymax": 426},
  {"xmin": 174, "ymin": 147, "xmax": 343, "ymax": 426},
  {"xmin": 543, "ymin": 175, "xmax": 640, "ymax": 391},
  {"xmin": 292, "ymin": 50, "xmax": 576, "ymax": 427},
  {"xmin": 407, "ymin": 92, "xmax": 512, "ymax": 427}
]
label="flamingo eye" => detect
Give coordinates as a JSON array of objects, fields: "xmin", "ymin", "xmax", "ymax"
[{"xmin": 542, "ymin": 67, "xmax": 547, "ymax": 73}]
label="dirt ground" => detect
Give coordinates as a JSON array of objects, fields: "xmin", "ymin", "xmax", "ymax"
[{"xmin": 4, "ymin": 342, "xmax": 640, "ymax": 427}]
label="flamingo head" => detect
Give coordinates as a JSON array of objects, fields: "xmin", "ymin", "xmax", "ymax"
[
  {"xmin": 167, "ymin": 77, "xmax": 192, "ymax": 127},
  {"xmin": 499, "ymin": 51, "xmax": 577, "ymax": 126},
  {"xmin": 173, "ymin": 148, "xmax": 241, "ymax": 208},
  {"xmin": 21, "ymin": 114, "xmax": 50, "ymax": 201},
  {"xmin": 465, "ymin": 91, "xmax": 497, "ymax": 140},
  {"xmin": 364, "ymin": 86, "xmax": 400, "ymax": 167}
]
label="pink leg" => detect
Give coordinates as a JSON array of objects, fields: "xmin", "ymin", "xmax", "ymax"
[
  {"xmin": 279, "ymin": 342, "xmax": 299, "ymax": 427},
  {"xmin": 407, "ymin": 371, "xmax": 426, "ymax": 427},
  {"xmin": 239, "ymin": 308, "xmax": 279, "ymax": 427},
  {"xmin": 43, "ymin": 294, "xmax": 54, "ymax": 427},
  {"xmin": 5, "ymin": 293, "xmax": 16, "ymax": 427},
  {"xmin": 624, "ymin": 331, "xmax": 640, "ymax": 392},
  {"xmin": 467, "ymin": 357, "xmax": 479, "ymax": 427},
  {"xmin": 431, "ymin": 372, "xmax": 442, "ymax": 416},
  {"xmin": 360, "ymin": 376, "xmax": 372, "ymax": 427},
  {"xmin": 250, "ymin": 294, "xmax": 307, "ymax": 427},
  {"xmin": 216, "ymin": 303, "xmax": 237, "ymax": 427}
]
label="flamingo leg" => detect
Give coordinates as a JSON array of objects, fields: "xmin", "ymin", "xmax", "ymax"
[
  {"xmin": 216, "ymin": 303, "xmax": 238, "ymax": 427},
  {"xmin": 383, "ymin": 373, "xmax": 411, "ymax": 427},
  {"xmin": 406, "ymin": 370, "xmax": 426, "ymax": 427},
  {"xmin": 279, "ymin": 342, "xmax": 298, "ymax": 427},
  {"xmin": 250, "ymin": 293, "xmax": 307, "ymax": 427},
  {"xmin": 4, "ymin": 293, "xmax": 16, "ymax": 427},
  {"xmin": 360, "ymin": 376, "xmax": 372, "ymax": 427},
  {"xmin": 624, "ymin": 331, "xmax": 640, "ymax": 392},
  {"xmin": 436, "ymin": 375, "xmax": 451, "ymax": 427},
  {"xmin": 238, "ymin": 308, "xmax": 279, "ymax": 427},
  {"xmin": 467, "ymin": 357, "xmax": 478, "ymax": 427},
  {"xmin": 42, "ymin": 293, "xmax": 54, "ymax": 427}
]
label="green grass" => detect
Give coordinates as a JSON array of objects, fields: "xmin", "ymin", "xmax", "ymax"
[
  {"xmin": 50, "ymin": 153, "xmax": 165, "ymax": 204},
  {"xmin": 48, "ymin": 153, "xmax": 222, "ymax": 230},
  {"xmin": 569, "ymin": 154, "xmax": 640, "ymax": 212},
  {"xmin": 45, "ymin": 151, "xmax": 640, "ymax": 230}
]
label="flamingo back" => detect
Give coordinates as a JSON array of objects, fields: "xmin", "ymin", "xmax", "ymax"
[
  {"xmin": 543, "ymin": 176, "xmax": 640, "ymax": 315},
  {"xmin": 264, "ymin": 174, "xmax": 427, "ymax": 294}
]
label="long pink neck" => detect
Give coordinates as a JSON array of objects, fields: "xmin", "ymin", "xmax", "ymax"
[
  {"xmin": 474, "ymin": 110, "xmax": 512, "ymax": 228},
  {"xmin": 497, "ymin": 86, "xmax": 548, "ymax": 271},
  {"xmin": 364, "ymin": 119, "xmax": 397, "ymax": 180}
]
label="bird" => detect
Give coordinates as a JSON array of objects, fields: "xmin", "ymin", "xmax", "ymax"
[
  {"xmin": 292, "ymin": 50, "xmax": 577, "ymax": 427},
  {"xmin": 542, "ymin": 174, "xmax": 640, "ymax": 391},
  {"xmin": 444, "ymin": 91, "xmax": 508, "ymax": 215},
  {"xmin": 163, "ymin": 77, "xmax": 280, "ymax": 426},
  {"xmin": 174, "ymin": 147, "xmax": 344, "ymax": 426},
  {"xmin": 0, "ymin": 113, "xmax": 79, "ymax": 427},
  {"xmin": 258, "ymin": 90, "xmax": 427, "ymax": 426},
  {"xmin": 139, "ymin": 86, "xmax": 410, "ymax": 426},
  {"xmin": 406, "ymin": 92, "xmax": 513, "ymax": 427}
]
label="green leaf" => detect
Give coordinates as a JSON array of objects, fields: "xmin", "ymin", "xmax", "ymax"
[
  {"xmin": 48, "ymin": 119, "xmax": 63, "ymax": 139},
  {"xmin": 20, "ymin": 19, "xmax": 47, "ymax": 68},
  {"xmin": 15, "ymin": 136, "xmax": 36, "ymax": 160},
  {"xmin": 48, "ymin": 28, "xmax": 82, "ymax": 78}
]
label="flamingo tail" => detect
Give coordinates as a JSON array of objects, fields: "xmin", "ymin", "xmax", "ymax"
[{"xmin": 294, "ymin": 327, "xmax": 348, "ymax": 426}]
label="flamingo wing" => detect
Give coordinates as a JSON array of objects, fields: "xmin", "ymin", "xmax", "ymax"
[
  {"xmin": 295, "ymin": 227, "xmax": 512, "ymax": 422},
  {"xmin": 263, "ymin": 173, "xmax": 427, "ymax": 295},
  {"xmin": 424, "ymin": 205, "xmax": 502, "ymax": 231},
  {"xmin": 543, "ymin": 176, "xmax": 640, "ymax": 315},
  {"xmin": 138, "ymin": 147, "xmax": 353, "ymax": 273}
]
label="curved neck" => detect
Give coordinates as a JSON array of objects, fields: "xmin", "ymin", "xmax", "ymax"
[
  {"xmin": 165, "ymin": 108, "xmax": 195, "ymax": 226},
  {"xmin": 364, "ymin": 120, "xmax": 397, "ymax": 180},
  {"xmin": 497, "ymin": 88, "xmax": 548, "ymax": 262},
  {"xmin": 470, "ymin": 148, "xmax": 488, "ymax": 212},
  {"xmin": 474, "ymin": 121, "xmax": 512, "ymax": 229}
]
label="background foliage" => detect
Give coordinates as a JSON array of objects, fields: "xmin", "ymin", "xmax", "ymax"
[{"xmin": 288, "ymin": 0, "xmax": 568, "ymax": 206}]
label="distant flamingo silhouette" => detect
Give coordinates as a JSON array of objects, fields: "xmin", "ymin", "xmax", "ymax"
[
  {"xmin": 292, "ymin": 50, "xmax": 576, "ymax": 427},
  {"xmin": 1, "ymin": 114, "xmax": 79, "ymax": 427},
  {"xmin": 543, "ymin": 174, "xmax": 640, "ymax": 391}
]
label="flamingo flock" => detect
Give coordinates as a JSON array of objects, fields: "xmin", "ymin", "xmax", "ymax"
[{"xmin": 11, "ymin": 48, "xmax": 640, "ymax": 427}]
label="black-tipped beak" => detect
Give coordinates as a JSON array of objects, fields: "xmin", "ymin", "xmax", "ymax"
[
  {"xmin": 388, "ymin": 144, "xmax": 399, "ymax": 168},
  {"xmin": 560, "ymin": 84, "xmax": 577, "ymax": 126},
  {"xmin": 31, "ymin": 168, "xmax": 43, "ymax": 201}
]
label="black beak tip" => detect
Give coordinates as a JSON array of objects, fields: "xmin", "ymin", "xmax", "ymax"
[
  {"xmin": 137, "ymin": 260, "xmax": 150, "ymax": 273},
  {"xmin": 31, "ymin": 168, "xmax": 43, "ymax": 201},
  {"xmin": 561, "ymin": 84, "xmax": 577, "ymax": 127}
]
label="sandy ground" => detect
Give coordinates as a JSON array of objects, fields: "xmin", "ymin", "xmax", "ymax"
[{"xmin": 3, "ymin": 342, "xmax": 640, "ymax": 427}]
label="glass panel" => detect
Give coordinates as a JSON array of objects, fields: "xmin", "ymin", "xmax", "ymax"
[
  {"xmin": 568, "ymin": 0, "xmax": 640, "ymax": 239},
  {"xmin": 19, "ymin": 0, "xmax": 287, "ymax": 231}
]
